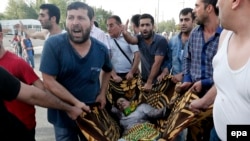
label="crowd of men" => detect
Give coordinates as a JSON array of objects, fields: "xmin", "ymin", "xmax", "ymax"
[{"xmin": 1, "ymin": 0, "xmax": 250, "ymax": 141}]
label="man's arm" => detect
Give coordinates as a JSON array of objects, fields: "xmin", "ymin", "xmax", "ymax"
[
  {"xmin": 189, "ymin": 85, "xmax": 216, "ymax": 113},
  {"xmin": 126, "ymin": 51, "xmax": 140, "ymax": 80},
  {"xmin": 42, "ymin": 73, "xmax": 89, "ymax": 110},
  {"xmin": 122, "ymin": 20, "xmax": 138, "ymax": 44},
  {"xmin": 130, "ymin": 51, "xmax": 140, "ymax": 74},
  {"xmin": 17, "ymin": 82, "xmax": 88, "ymax": 120},
  {"xmin": 111, "ymin": 69, "xmax": 122, "ymax": 83},
  {"xmin": 143, "ymin": 55, "xmax": 165, "ymax": 90},
  {"xmin": 19, "ymin": 21, "xmax": 48, "ymax": 40},
  {"xmin": 32, "ymin": 79, "xmax": 45, "ymax": 90},
  {"xmin": 96, "ymin": 71, "xmax": 111, "ymax": 109}
]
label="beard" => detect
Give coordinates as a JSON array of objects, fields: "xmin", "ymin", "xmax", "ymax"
[
  {"xmin": 141, "ymin": 30, "xmax": 153, "ymax": 40},
  {"xmin": 66, "ymin": 25, "xmax": 91, "ymax": 44},
  {"xmin": 41, "ymin": 21, "xmax": 52, "ymax": 30}
]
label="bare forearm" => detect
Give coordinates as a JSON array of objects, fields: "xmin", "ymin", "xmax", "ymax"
[
  {"xmin": 18, "ymin": 83, "xmax": 74, "ymax": 112},
  {"xmin": 100, "ymin": 71, "xmax": 111, "ymax": 96},
  {"xmin": 122, "ymin": 31, "xmax": 138, "ymax": 44},
  {"xmin": 200, "ymin": 85, "xmax": 217, "ymax": 108},
  {"xmin": 43, "ymin": 79, "xmax": 80, "ymax": 106},
  {"xmin": 32, "ymin": 79, "xmax": 45, "ymax": 90},
  {"xmin": 147, "ymin": 62, "xmax": 162, "ymax": 84},
  {"xmin": 129, "ymin": 52, "xmax": 140, "ymax": 74}
]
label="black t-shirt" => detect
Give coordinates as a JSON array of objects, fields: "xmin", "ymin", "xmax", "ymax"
[{"xmin": 0, "ymin": 67, "xmax": 31, "ymax": 140}]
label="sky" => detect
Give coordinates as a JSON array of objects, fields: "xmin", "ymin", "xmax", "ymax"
[{"xmin": 0, "ymin": 0, "xmax": 196, "ymax": 23}]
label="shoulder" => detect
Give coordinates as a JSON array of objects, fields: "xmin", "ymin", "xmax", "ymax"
[
  {"xmin": 91, "ymin": 37, "xmax": 108, "ymax": 52},
  {"xmin": 45, "ymin": 33, "xmax": 67, "ymax": 47},
  {"xmin": 154, "ymin": 33, "xmax": 167, "ymax": 42},
  {"xmin": 218, "ymin": 29, "xmax": 230, "ymax": 49}
]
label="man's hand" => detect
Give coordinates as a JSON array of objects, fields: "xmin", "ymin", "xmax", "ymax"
[
  {"xmin": 190, "ymin": 80, "xmax": 202, "ymax": 94},
  {"xmin": 66, "ymin": 106, "xmax": 83, "ymax": 120},
  {"xmin": 75, "ymin": 102, "xmax": 91, "ymax": 113},
  {"xmin": 122, "ymin": 19, "xmax": 129, "ymax": 34},
  {"xmin": 189, "ymin": 98, "xmax": 208, "ymax": 115},
  {"xmin": 125, "ymin": 72, "xmax": 133, "ymax": 81},
  {"xmin": 157, "ymin": 73, "xmax": 165, "ymax": 82},
  {"xmin": 67, "ymin": 102, "xmax": 91, "ymax": 120},
  {"xmin": 95, "ymin": 94, "xmax": 106, "ymax": 109},
  {"xmin": 175, "ymin": 82, "xmax": 192, "ymax": 93},
  {"xmin": 142, "ymin": 83, "xmax": 153, "ymax": 92},
  {"xmin": 171, "ymin": 73, "xmax": 183, "ymax": 83},
  {"xmin": 112, "ymin": 75, "xmax": 123, "ymax": 83}
]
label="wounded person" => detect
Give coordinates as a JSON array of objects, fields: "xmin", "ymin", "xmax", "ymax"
[{"xmin": 111, "ymin": 97, "xmax": 171, "ymax": 141}]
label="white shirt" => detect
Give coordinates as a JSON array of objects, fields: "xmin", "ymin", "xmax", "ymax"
[
  {"xmin": 90, "ymin": 24, "xmax": 110, "ymax": 50},
  {"xmin": 108, "ymin": 34, "xmax": 139, "ymax": 73},
  {"xmin": 45, "ymin": 30, "xmax": 66, "ymax": 40},
  {"xmin": 213, "ymin": 31, "xmax": 250, "ymax": 140}
]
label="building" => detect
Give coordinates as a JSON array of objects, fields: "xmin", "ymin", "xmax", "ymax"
[{"xmin": 0, "ymin": 19, "xmax": 41, "ymax": 35}]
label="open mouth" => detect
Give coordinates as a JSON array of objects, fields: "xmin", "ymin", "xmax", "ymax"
[{"xmin": 71, "ymin": 29, "xmax": 82, "ymax": 37}]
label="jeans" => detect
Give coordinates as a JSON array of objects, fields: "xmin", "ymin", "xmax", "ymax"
[
  {"xmin": 54, "ymin": 126, "xmax": 87, "ymax": 141},
  {"xmin": 26, "ymin": 55, "xmax": 35, "ymax": 68},
  {"xmin": 174, "ymin": 128, "xmax": 188, "ymax": 141},
  {"xmin": 210, "ymin": 127, "xmax": 221, "ymax": 141}
]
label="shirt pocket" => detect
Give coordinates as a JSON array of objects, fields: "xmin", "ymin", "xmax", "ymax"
[{"xmin": 89, "ymin": 67, "xmax": 101, "ymax": 83}]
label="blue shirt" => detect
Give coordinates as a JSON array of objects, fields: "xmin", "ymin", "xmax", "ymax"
[
  {"xmin": 39, "ymin": 33, "xmax": 112, "ymax": 127},
  {"xmin": 169, "ymin": 33, "xmax": 188, "ymax": 75},
  {"xmin": 137, "ymin": 33, "xmax": 171, "ymax": 81},
  {"xmin": 183, "ymin": 25, "xmax": 223, "ymax": 92},
  {"xmin": 23, "ymin": 38, "xmax": 33, "ymax": 56}
]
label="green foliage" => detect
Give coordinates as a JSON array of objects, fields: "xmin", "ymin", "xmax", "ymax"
[
  {"xmin": 4, "ymin": 0, "xmax": 38, "ymax": 19},
  {"xmin": 156, "ymin": 18, "xmax": 177, "ymax": 34},
  {"xmin": 93, "ymin": 7, "xmax": 113, "ymax": 31}
]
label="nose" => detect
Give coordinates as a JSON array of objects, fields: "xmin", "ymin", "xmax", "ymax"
[{"xmin": 72, "ymin": 18, "xmax": 80, "ymax": 25}]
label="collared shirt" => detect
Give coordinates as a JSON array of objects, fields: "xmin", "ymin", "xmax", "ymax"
[
  {"xmin": 183, "ymin": 25, "xmax": 223, "ymax": 89},
  {"xmin": 108, "ymin": 34, "xmax": 139, "ymax": 73},
  {"xmin": 91, "ymin": 24, "xmax": 110, "ymax": 50},
  {"xmin": 137, "ymin": 33, "xmax": 170, "ymax": 81},
  {"xmin": 169, "ymin": 32, "xmax": 188, "ymax": 75}
]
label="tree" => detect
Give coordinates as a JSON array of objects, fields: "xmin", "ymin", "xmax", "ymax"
[
  {"xmin": 156, "ymin": 18, "xmax": 177, "ymax": 34},
  {"xmin": 93, "ymin": 7, "xmax": 113, "ymax": 31},
  {"xmin": 4, "ymin": 0, "xmax": 38, "ymax": 19}
]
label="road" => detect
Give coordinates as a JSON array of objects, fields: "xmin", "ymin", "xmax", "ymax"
[{"xmin": 3, "ymin": 35, "xmax": 55, "ymax": 141}]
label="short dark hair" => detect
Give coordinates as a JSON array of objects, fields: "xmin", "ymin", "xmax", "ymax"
[
  {"xmin": 139, "ymin": 13, "xmax": 154, "ymax": 26},
  {"xmin": 203, "ymin": 0, "xmax": 219, "ymax": 16},
  {"xmin": 0, "ymin": 23, "xmax": 2, "ymax": 32},
  {"xmin": 94, "ymin": 21, "xmax": 99, "ymax": 27},
  {"xmin": 179, "ymin": 8, "xmax": 195, "ymax": 20},
  {"xmin": 107, "ymin": 15, "xmax": 122, "ymax": 25},
  {"xmin": 131, "ymin": 14, "xmax": 141, "ymax": 28},
  {"xmin": 40, "ymin": 4, "xmax": 61, "ymax": 24},
  {"xmin": 67, "ymin": 2, "xmax": 94, "ymax": 21}
]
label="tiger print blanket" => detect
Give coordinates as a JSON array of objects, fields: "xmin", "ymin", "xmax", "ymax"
[{"xmin": 77, "ymin": 75, "xmax": 213, "ymax": 141}]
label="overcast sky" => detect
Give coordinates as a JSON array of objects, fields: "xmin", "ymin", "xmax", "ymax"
[{"xmin": 0, "ymin": 0, "xmax": 196, "ymax": 23}]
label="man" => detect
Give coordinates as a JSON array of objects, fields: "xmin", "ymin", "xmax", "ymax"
[
  {"xmin": 130, "ymin": 14, "xmax": 141, "ymax": 35},
  {"xmin": 22, "ymin": 34, "xmax": 35, "ymax": 68},
  {"xmin": 122, "ymin": 13, "xmax": 171, "ymax": 91},
  {"xmin": 169, "ymin": 8, "xmax": 195, "ymax": 83},
  {"xmin": 89, "ymin": 6, "xmax": 110, "ymax": 50},
  {"xmin": 39, "ymin": 2, "xmax": 112, "ymax": 141},
  {"xmin": 176, "ymin": 0, "xmax": 222, "ymax": 140},
  {"xmin": 177, "ymin": 0, "xmax": 221, "ymax": 97},
  {"xmin": 0, "ymin": 66, "xmax": 88, "ymax": 141},
  {"xmin": 168, "ymin": 8, "xmax": 195, "ymax": 141},
  {"xmin": 0, "ymin": 23, "xmax": 41, "ymax": 140},
  {"xmin": 107, "ymin": 15, "xmax": 140, "ymax": 82},
  {"xmin": 20, "ymin": 4, "xmax": 64, "ymax": 40},
  {"xmin": 190, "ymin": 0, "xmax": 250, "ymax": 140}
]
